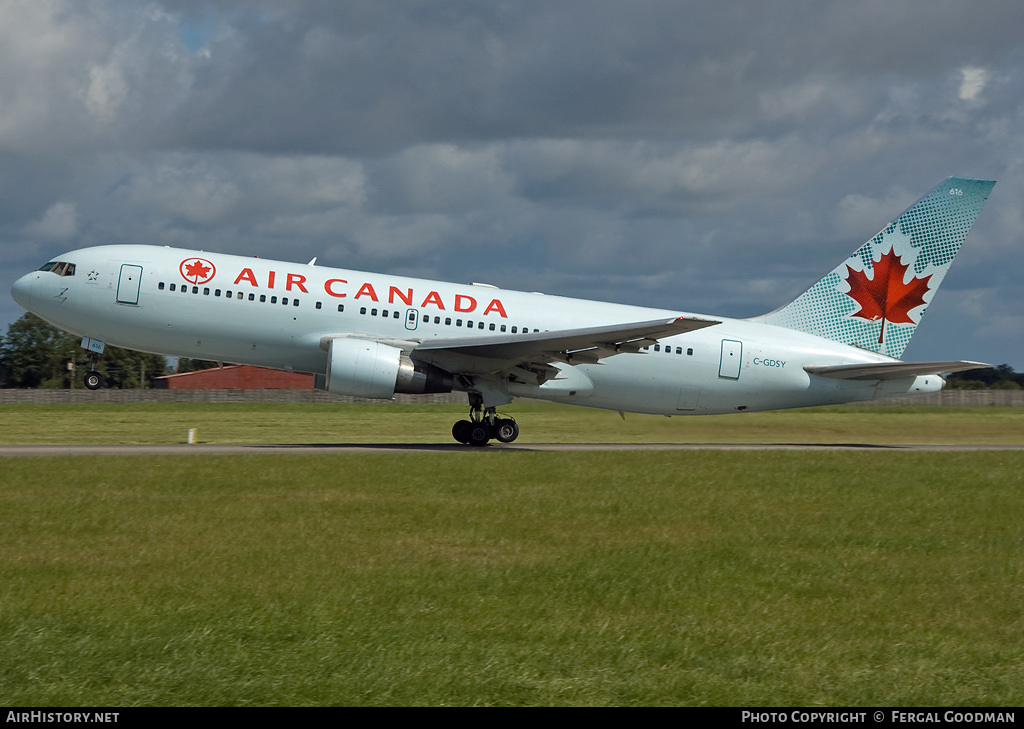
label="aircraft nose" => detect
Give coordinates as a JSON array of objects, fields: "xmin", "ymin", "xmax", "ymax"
[{"xmin": 11, "ymin": 272, "xmax": 35, "ymax": 310}]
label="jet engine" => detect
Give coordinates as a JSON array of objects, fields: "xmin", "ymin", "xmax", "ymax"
[{"xmin": 324, "ymin": 338, "xmax": 452, "ymax": 399}]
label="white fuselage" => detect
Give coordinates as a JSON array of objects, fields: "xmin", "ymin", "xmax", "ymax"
[{"xmin": 11, "ymin": 245, "xmax": 941, "ymax": 415}]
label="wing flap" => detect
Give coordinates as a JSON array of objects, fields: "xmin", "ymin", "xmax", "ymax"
[{"xmin": 804, "ymin": 360, "xmax": 990, "ymax": 381}]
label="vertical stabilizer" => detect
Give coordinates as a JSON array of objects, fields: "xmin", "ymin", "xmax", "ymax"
[{"xmin": 761, "ymin": 177, "xmax": 995, "ymax": 358}]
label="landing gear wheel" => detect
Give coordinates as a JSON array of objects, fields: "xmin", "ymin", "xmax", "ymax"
[
  {"xmin": 84, "ymin": 371, "xmax": 104, "ymax": 390},
  {"xmin": 452, "ymin": 420, "xmax": 473, "ymax": 444},
  {"xmin": 493, "ymin": 418, "xmax": 519, "ymax": 443},
  {"xmin": 466, "ymin": 423, "xmax": 491, "ymax": 447}
]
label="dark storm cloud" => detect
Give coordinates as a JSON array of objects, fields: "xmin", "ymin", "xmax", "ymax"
[
  {"xmin": 159, "ymin": 0, "xmax": 1024, "ymax": 152},
  {"xmin": 1, "ymin": 0, "xmax": 1023, "ymax": 368}
]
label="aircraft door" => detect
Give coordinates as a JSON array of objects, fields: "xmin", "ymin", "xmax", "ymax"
[
  {"xmin": 719, "ymin": 339, "xmax": 742, "ymax": 379},
  {"xmin": 116, "ymin": 265, "xmax": 143, "ymax": 305},
  {"xmin": 405, "ymin": 308, "xmax": 419, "ymax": 331}
]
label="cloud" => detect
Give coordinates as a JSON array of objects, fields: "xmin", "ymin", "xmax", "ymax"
[
  {"xmin": 23, "ymin": 201, "xmax": 77, "ymax": 241},
  {"xmin": 958, "ymin": 66, "xmax": 989, "ymax": 101},
  {"xmin": 1, "ymin": 1, "xmax": 1024, "ymax": 369}
]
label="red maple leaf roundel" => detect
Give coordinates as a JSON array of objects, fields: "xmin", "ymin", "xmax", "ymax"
[
  {"xmin": 179, "ymin": 257, "xmax": 216, "ymax": 285},
  {"xmin": 844, "ymin": 246, "xmax": 931, "ymax": 344}
]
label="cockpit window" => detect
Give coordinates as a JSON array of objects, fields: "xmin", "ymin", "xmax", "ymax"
[{"xmin": 39, "ymin": 261, "xmax": 76, "ymax": 276}]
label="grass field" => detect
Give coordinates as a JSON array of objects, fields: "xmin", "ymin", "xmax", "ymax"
[
  {"xmin": 1, "ymin": 404, "xmax": 1023, "ymax": 706},
  {"xmin": 1, "ymin": 400, "xmax": 1023, "ymax": 445}
]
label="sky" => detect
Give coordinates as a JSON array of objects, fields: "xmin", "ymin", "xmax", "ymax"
[{"xmin": 1, "ymin": 0, "xmax": 1022, "ymax": 368}]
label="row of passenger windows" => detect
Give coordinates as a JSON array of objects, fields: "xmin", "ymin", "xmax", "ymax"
[
  {"xmin": 157, "ymin": 281, "xmax": 543, "ymax": 334},
  {"xmin": 155, "ymin": 281, "xmax": 692, "ymax": 348},
  {"xmin": 157, "ymin": 281, "xmax": 688, "ymax": 350},
  {"xmin": 643, "ymin": 344, "xmax": 694, "ymax": 356},
  {"xmin": 159, "ymin": 281, "xmax": 300, "ymax": 306},
  {"xmin": 349, "ymin": 305, "xmax": 540, "ymax": 333}
]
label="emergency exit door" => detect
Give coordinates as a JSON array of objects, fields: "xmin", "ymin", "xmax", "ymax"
[
  {"xmin": 116, "ymin": 265, "xmax": 142, "ymax": 305},
  {"xmin": 719, "ymin": 339, "xmax": 742, "ymax": 379}
]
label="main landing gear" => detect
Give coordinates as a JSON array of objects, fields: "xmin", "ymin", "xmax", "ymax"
[{"xmin": 451, "ymin": 393, "xmax": 519, "ymax": 447}]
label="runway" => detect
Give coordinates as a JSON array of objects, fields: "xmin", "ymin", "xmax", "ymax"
[{"xmin": 1, "ymin": 442, "xmax": 1022, "ymax": 456}]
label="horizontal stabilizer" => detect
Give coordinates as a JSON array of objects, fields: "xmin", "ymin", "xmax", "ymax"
[{"xmin": 804, "ymin": 360, "xmax": 990, "ymax": 381}]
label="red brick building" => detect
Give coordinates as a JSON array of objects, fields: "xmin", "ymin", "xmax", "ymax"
[{"xmin": 154, "ymin": 365, "xmax": 314, "ymax": 390}]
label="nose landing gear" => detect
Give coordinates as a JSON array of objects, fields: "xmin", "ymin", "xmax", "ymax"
[
  {"xmin": 80, "ymin": 339, "xmax": 106, "ymax": 390},
  {"xmin": 83, "ymin": 370, "xmax": 105, "ymax": 390}
]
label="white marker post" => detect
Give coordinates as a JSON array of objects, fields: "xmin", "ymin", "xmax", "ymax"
[{"xmin": 187, "ymin": 428, "xmax": 198, "ymax": 444}]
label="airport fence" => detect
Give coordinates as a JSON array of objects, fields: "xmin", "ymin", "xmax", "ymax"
[{"xmin": 0, "ymin": 389, "xmax": 1021, "ymax": 407}]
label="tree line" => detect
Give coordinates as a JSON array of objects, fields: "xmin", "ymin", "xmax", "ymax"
[
  {"xmin": 945, "ymin": 364, "xmax": 1023, "ymax": 389},
  {"xmin": 0, "ymin": 313, "xmax": 170, "ymax": 389}
]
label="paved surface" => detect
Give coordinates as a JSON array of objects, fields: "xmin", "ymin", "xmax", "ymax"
[{"xmin": 1, "ymin": 442, "xmax": 1022, "ymax": 456}]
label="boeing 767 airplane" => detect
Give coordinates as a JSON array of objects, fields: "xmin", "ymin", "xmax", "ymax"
[{"xmin": 11, "ymin": 177, "xmax": 995, "ymax": 445}]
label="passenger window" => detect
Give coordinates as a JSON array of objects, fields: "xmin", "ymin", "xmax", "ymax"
[{"xmin": 260, "ymin": 295, "xmax": 266, "ymax": 302}]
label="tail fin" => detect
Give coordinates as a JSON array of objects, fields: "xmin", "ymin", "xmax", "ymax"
[{"xmin": 761, "ymin": 177, "xmax": 995, "ymax": 358}]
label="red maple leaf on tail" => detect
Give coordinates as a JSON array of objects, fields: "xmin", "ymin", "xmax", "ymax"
[{"xmin": 844, "ymin": 246, "xmax": 931, "ymax": 344}]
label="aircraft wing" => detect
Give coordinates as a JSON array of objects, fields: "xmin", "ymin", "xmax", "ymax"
[
  {"xmin": 804, "ymin": 360, "xmax": 990, "ymax": 381},
  {"xmin": 412, "ymin": 315, "xmax": 720, "ymax": 371}
]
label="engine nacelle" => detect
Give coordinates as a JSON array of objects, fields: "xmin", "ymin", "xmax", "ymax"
[{"xmin": 324, "ymin": 338, "xmax": 452, "ymax": 399}]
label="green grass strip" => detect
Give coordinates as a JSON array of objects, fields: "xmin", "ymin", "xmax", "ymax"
[{"xmin": 2, "ymin": 451, "xmax": 1022, "ymax": 705}]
